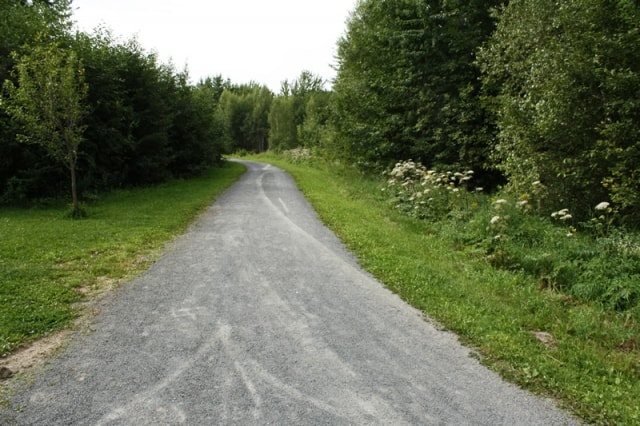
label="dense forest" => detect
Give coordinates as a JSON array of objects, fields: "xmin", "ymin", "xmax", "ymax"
[
  {"xmin": 331, "ymin": 0, "xmax": 640, "ymax": 227},
  {"xmin": 1, "ymin": 0, "xmax": 639, "ymax": 226}
]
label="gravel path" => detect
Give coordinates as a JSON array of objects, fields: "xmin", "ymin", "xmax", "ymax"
[{"xmin": 0, "ymin": 160, "xmax": 579, "ymax": 425}]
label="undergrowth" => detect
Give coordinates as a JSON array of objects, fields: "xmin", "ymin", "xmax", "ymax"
[{"xmin": 384, "ymin": 159, "xmax": 640, "ymax": 314}]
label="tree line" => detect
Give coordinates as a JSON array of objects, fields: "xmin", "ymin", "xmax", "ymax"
[
  {"xmin": 327, "ymin": 0, "xmax": 640, "ymax": 227},
  {"xmin": 0, "ymin": 0, "xmax": 229, "ymax": 208},
  {"xmin": 2, "ymin": 0, "xmax": 639, "ymax": 227},
  {"xmin": 206, "ymin": 0, "xmax": 640, "ymax": 227},
  {"xmin": 0, "ymin": 1, "xmax": 332, "ymax": 210}
]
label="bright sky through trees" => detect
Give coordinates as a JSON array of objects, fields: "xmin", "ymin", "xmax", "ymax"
[{"xmin": 71, "ymin": 0, "xmax": 356, "ymax": 91}]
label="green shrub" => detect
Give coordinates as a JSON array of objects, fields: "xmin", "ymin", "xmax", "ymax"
[
  {"xmin": 478, "ymin": 0, "xmax": 640, "ymax": 225},
  {"xmin": 384, "ymin": 160, "xmax": 481, "ymax": 221},
  {"xmin": 381, "ymin": 161, "xmax": 640, "ymax": 312}
]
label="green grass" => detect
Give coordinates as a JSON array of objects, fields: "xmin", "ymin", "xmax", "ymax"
[
  {"xmin": 247, "ymin": 153, "xmax": 640, "ymax": 426},
  {"xmin": 0, "ymin": 161, "xmax": 245, "ymax": 357}
]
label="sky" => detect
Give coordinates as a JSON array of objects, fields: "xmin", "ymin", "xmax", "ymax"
[{"xmin": 71, "ymin": 0, "xmax": 357, "ymax": 92}]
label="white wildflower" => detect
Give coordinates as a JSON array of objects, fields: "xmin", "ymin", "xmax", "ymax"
[
  {"xmin": 517, "ymin": 200, "xmax": 529, "ymax": 207},
  {"xmin": 494, "ymin": 199, "xmax": 508, "ymax": 205},
  {"xmin": 560, "ymin": 214, "xmax": 572, "ymax": 221},
  {"xmin": 490, "ymin": 216, "xmax": 501, "ymax": 225},
  {"xmin": 595, "ymin": 202, "xmax": 610, "ymax": 211}
]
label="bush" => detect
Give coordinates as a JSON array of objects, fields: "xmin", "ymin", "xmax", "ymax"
[
  {"xmin": 384, "ymin": 160, "xmax": 482, "ymax": 221},
  {"xmin": 478, "ymin": 0, "xmax": 640, "ymax": 225},
  {"xmin": 381, "ymin": 161, "xmax": 640, "ymax": 312},
  {"xmin": 282, "ymin": 147, "xmax": 313, "ymax": 164}
]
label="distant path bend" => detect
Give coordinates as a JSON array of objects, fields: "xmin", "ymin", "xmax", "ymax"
[{"xmin": 0, "ymin": 160, "xmax": 579, "ymax": 425}]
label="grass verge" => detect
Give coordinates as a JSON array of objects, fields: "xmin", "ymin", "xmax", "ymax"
[
  {"xmin": 0, "ymin": 161, "xmax": 245, "ymax": 358},
  {"xmin": 247, "ymin": 153, "xmax": 639, "ymax": 426}
]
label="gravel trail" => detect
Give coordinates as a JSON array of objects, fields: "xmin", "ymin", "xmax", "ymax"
[{"xmin": 0, "ymin": 160, "xmax": 579, "ymax": 425}]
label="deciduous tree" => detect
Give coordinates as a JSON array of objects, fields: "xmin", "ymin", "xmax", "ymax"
[
  {"xmin": 268, "ymin": 94, "xmax": 297, "ymax": 152},
  {"xmin": 2, "ymin": 43, "xmax": 87, "ymax": 215},
  {"xmin": 478, "ymin": 0, "xmax": 640, "ymax": 223},
  {"xmin": 332, "ymin": 0, "xmax": 501, "ymax": 183}
]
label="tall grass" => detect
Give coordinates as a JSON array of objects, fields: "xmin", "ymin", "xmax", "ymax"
[
  {"xmin": 0, "ymin": 162, "xmax": 245, "ymax": 357},
  {"xmin": 250, "ymin": 152, "xmax": 640, "ymax": 425}
]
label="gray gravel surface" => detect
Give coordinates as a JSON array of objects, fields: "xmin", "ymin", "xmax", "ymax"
[{"xmin": 0, "ymin": 160, "xmax": 580, "ymax": 425}]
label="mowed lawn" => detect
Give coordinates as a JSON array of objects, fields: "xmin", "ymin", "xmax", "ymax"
[{"xmin": 0, "ymin": 161, "xmax": 245, "ymax": 357}]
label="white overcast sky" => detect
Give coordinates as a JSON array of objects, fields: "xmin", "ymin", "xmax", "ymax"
[{"xmin": 71, "ymin": 0, "xmax": 357, "ymax": 92}]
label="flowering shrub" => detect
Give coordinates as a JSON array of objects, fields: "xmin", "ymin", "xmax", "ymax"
[
  {"xmin": 381, "ymin": 161, "xmax": 640, "ymax": 311},
  {"xmin": 384, "ymin": 160, "xmax": 479, "ymax": 220},
  {"xmin": 282, "ymin": 147, "xmax": 313, "ymax": 164},
  {"xmin": 582, "ymin": 201, "xmax": 617, "ymax": 237}
]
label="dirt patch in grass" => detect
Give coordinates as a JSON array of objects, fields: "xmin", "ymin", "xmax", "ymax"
[
  {"xmin": 0, "ymin": 274, "xmax": 120, "ymax": 391},
  {"xmin": 0, "ymin": 330, "xmax": 73, "ymax": 380}
]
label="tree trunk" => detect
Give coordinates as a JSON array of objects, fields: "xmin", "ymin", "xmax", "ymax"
[{"xmin": 70, "ymin": 160, "xmax": 79, "ymax": 214}]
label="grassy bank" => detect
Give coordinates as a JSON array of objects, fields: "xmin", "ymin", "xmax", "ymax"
[
  {"xmin": 248, "ymin": 153, "xmax": 639, "ymax": 425},
  {"xmin": 0, "ymin": 161, "xmax": 245, "ymax": 358}
]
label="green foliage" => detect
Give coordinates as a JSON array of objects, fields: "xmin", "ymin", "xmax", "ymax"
[
  {"xmin": 331, "ymin": 0, "xmax": 501, "ymax": 184},
  {"xmin": 216, "ymin": 83, "xmax": 272, "ymax": 153},
  {"xmin": 384, "ymin": 160, "xmax": 480, "ymax": 221},
  {"xmin": 268, "ymin": 95, "xmax": 298, "ymax": 151},
  {"xmin": 1, "ymin": 22, "xmax": 227, "ymax": 202},
  {"xmin": 0, "ymin": 0, "xmax": 74, "ymax": 201},
  {"xmin": 384, "ymin": 160, "xmax": 640, "ymax": 313},
  {"xmin": 289, "ymin": 70, "xmax": 325, "ymax": 128},
  {"xmin": 268, "ymin": 71, "xmax": 328, "ymax": 153},
  {"xmin": 0, "ymin": 0, "xmax": 72, "ymax": 79},
  {"xmin": 2, "ymin": 42, "xmax": 87, "ymax": 214},
  {"xmin": 172, "ymin": 77, "xmax": 225, "ymax": 173},
  {"xmin": 281, "ymin": 147, "xmax": 313, "ymax": 164},
  {"xmin": 298, "ymin": 91, "xmax": 332, "ymax": 149},
  {"xmin": 478, "ymin": 0, "xmax": 640, "ymax": 225},
  {"xmin": 0, "ymin": 161, "xmax": 244, "ymax": 357}
]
